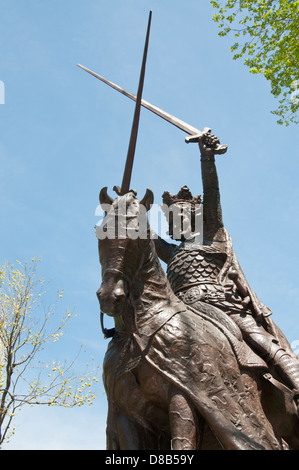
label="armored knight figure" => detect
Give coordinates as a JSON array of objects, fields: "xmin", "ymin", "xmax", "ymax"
[{"xmin": 154, "ymin": 131, "xmax": 299, "ymax": 410}]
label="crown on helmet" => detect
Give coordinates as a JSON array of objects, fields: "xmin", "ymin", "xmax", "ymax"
[
  {"xmin": 161, "ymin": 186, "xmax": 203, "ymax": 241},
  {"xmin": 162, "ymin": 186, "xmax": 202, "ymax": 208}
]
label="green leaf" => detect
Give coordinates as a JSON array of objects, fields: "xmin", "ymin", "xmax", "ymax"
[{"xmin": 210, "ymin": 0, "xmax": 299, "ymax": 125}]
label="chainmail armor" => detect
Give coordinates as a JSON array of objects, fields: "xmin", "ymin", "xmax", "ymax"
[{"xmin": 167, "ymin": 243, "xmax": 249, "ymax": 314}]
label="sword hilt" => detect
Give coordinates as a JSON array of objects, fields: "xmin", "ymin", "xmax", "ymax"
[{"xmin": 185, "ymin": 128, "xmax": 228, "ymax": 155}]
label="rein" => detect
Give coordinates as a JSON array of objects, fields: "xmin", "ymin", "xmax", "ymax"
[{"xmin": 100, "ymin": 311, "xmax": 115, "ymax": 339}]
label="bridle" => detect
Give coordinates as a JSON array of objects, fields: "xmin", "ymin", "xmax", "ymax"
[
  {"xmin": 99, "ymin": 267, "xmax": 132, "ymax": 339},
  {"xmin": 99, "ymin": 268, "xmax": 126, "ymax": 339},
  {"xmin": 99, "ymin": 245, "xmax": 147, "ymax": 339},
  {"xmin": 98, "ymin": 213, "xmax": 152, "ymax": 339}
]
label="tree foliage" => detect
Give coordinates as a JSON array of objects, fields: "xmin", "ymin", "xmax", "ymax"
[
  {"xmin": 211, "ymin": 0, "xmax": 299, "ymax": 125},
  {"xmin": 0, "ymin": 260, "xmax": 99, "ymax": 447}
]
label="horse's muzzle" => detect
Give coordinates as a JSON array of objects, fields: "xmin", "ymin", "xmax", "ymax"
[{"xmin": 97, "ymin": 276, "xmax": 128, "ymax": 316}]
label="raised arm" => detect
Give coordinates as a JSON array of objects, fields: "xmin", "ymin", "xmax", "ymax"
[{"xmin": 197, "ymin": 130, "xmax": 227, "ymax": 242}]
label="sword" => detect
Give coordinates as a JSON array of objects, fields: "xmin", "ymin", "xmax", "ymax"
[
  {"xmin": 77, "ymin": 65, "xmax": 227, "ymax": 152},
  {"xmin": 120, "ymin": 10, "xmax": 152, "ymax": 195}
]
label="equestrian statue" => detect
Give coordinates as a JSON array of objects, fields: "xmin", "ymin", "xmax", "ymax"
[{"xmin": 78, "ymin": 11, "xmax": 299, "ymax": 450}]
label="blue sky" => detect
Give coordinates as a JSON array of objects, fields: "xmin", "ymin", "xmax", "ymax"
[{"xmin": 1, "ymin": 0, "xmax": 298, "ymax": 450}]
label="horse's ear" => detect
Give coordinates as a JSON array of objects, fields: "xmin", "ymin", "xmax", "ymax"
[
  {"xmin": 99, "ymin": 187, "xmax": 114, "ymax": 209},
  {"xmin": 140, "ymin": 188, "xmax": 154, "ymax": 211}
]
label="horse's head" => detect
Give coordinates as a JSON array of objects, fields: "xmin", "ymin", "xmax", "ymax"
[{"xmin": 97, "ymin": 187, "xmax": 153, "ymax": 318}]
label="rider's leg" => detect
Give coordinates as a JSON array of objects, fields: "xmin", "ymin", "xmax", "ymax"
[{"xmin": 231, "ymin": 313, "xmax": 299, "ymax": 396}]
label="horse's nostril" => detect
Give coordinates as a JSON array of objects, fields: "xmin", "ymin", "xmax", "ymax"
[
  {"xmin": 97, "ymin": 288, "xmax": 103, "ymax": 302},
  {"xmin": 114, "ymin": 291, "xmax": 126, "ymax": 302}
]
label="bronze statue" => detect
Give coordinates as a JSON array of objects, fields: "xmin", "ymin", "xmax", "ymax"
[
  {"xmin": 154, "ymin": 131, "xmax": 299, "ymax": 416},
  {"xmin": 96, "ymin": 131, "xmax": 299, "ymax": 450},
  {"xmin": 79, "ymin": 12, "xmax": 299, "ymax": 449},
  {"xmin": 97, "ymin": 188, "xmax": 299, "ymax": 450}
]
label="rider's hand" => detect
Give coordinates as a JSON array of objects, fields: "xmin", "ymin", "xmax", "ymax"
[{"xmin": 199, "ymin": 129, "xmax": 227, "ymax": 156}]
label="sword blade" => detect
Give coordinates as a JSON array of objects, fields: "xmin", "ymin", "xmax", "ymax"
[
  {"xmin": 76, "ymin": 65, "xmax": 202, "ymax": 138},
  {"xmin": 121, "ymin": 10, "xmax": 152, "ymax": 194}
]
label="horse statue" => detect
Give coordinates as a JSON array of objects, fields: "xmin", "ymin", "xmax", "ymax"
[{"xmin": 96, "ymin": 188, "xmax": 299, "ymax": 450}]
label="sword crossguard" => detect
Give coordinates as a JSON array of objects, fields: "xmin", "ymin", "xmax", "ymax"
[
  {"xmin": 186, "ymin": 128, "xmax": 228, "ymax": 155},
  {"xmin": 185, "ymin": 132, "xmax": 205, "ymax": 144}
]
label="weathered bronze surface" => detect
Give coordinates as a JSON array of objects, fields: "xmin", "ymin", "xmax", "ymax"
[
  {"xmin": 97, "ymin": 175, "xmax": 299, "ymax": 449},
  {"xmin": 85, "ymin": 12, "xmax": 299, "ymax": 451}
]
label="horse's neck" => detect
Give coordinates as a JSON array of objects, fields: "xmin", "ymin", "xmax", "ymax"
[
  {"xmin": 132, "ymin": 239, "xmax": 178, "ymax": 315},
  {"xmin": 115, "ymin": 239, "xmax": 178, "ymax": 336}
]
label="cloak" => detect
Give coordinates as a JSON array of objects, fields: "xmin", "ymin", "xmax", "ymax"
[{"xmin": 103, "ymin": 298, "xmax": 285, "ymax": 450}]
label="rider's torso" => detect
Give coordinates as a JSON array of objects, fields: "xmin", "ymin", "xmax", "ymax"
[
  {"xmin": 167, "ymin": 242, "xmax": 226, "ymax": 292},
  {"xmin": 167, "ymin": 242, "xmax": 247, "ymax": 313}
]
